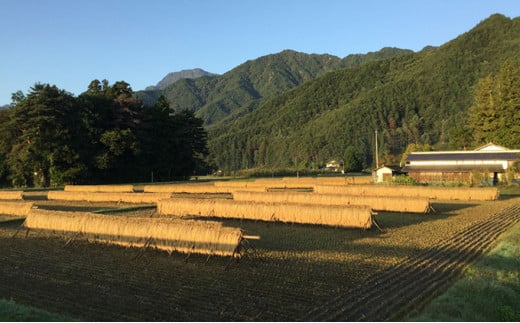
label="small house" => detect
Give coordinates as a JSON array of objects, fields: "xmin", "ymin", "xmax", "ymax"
[
  {"xmin": 325, "ymin": 160, "xmax": 343, "ymax": 172},
  {"xmin": 374, "ymin": 165, "xmax": 402, "ymax": 183}
]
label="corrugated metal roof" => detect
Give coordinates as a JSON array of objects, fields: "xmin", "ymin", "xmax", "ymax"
[
  {"xmin": 402, "ymin": 164, "xmax": 505, "ymax": 173},
  {"xmin": 406, "ymin": 151, "xmax": 520, "ymax": 162}
]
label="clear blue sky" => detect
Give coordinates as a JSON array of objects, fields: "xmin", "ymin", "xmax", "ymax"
[{"xmin": 1, "ymin": 0, "xmax": 520, "ymax": 106}]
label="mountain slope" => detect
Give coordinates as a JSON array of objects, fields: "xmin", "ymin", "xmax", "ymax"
[
  {"xmin": 137, "ymin": 48, "xmax": 412, "ymax": 127},
  {"xmin": 208, "ymin": 14, "xmax": 520, "ymax": 172}
]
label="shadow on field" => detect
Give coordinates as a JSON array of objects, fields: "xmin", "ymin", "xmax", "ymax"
[
  {"xmin": 375, "ymin": 202, "xmax": 480, "ymax": 230},
  {"xmin": 497, "ymin": 194, "xmax": 520, "ymax": 200},
  {"xmin": 430, "ymin": 202, "xmax": 480, "ymax": 213},
  {"xmin": 201, "ymin": 216, "xmax": 429, "ymax": 254},
  {"xmin": 35, "ymin": 204, "xmax": 117, "ymax": 212}
]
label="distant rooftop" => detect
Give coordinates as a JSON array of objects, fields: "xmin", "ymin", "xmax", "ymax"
[{"xmin": 406, "ymin": 143, "xmax": 520, "ymax": 162}]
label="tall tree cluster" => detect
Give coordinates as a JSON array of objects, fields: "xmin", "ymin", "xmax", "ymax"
[
  {"xmin": 466, "ymin": 62, "xmax": 520, "ymax": 147},
  {"xmin": 0, "ymin": 81, "xmax": 208, "ymax": 187}
]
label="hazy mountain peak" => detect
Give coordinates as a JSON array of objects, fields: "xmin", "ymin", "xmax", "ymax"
[{"xmin": 146, "ymin": 68, "xmax": 217, "ymax": 90}]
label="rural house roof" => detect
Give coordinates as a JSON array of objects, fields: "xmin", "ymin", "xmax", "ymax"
[
  {"xmin": 401, "ymin": 164, "xmax": 504, "ymax": 173},
  {"xmin": 474, "ymin": 142, "xmax": 510, "ymax": 151},
  {"xmin": 405, "ymin": 151, "xmax": 520, "ymax": 162},
  {"xmin": 402, "ymin": 143, "xmax": 520, "ymax": 173},
  {"xmin": 374, "ymin": 165, "xmax": 402, "ymax": 172}
]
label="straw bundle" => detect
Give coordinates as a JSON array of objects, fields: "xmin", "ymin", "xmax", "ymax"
[
  {"xmin": 24, "ymin": 209, "xmax": 244, "ymax": 257},
  {"xmin": 344, "ymin": 177, "xmax": 373, "ymax": 185},
  {"xmin": 144, "ymin": 184, "xmax": 227, "ymax": 193},
  {"xmin": 314, "ymin": 184, "xmax": 499, "ymax": 201},
  {"xmin": 280, "ymin": 176, "xmax": 372, "ymax": 185},
  {"xmin": 0, "ymin": 201, "xmax": 34, "ymax": 216},
  {"xmin": 48, "ymin": 191, "xmax": 171, "ymax": 204},
  {"xmin": 252, "ymin": 178, "xmax": 284, "ymax": 183},
  {"xmin": 144, "ymin": 183, "xmax": 268, "ymax": 193},
  {"xmin": 171, "ymin": 193, "xmax": 232, "ymax": 199},
  {"xmin": 157, "ymin": 198, "xmax": 374, "ymax": 229},
  {"xmin": 64, "ymin": 185, "xmax": 134, "ymax": 193},
  {"xmin": 232, "ymin": 191, "xmax": 431, "ymax": 213},
  {"xmin": 214, "ymin": 180, "xmax": 313, "ymax": 191},
  {"xmin": 435, "ymin": 186, "xmax": 499, "ymax": 200},
  {"xmin": 213, "ymin": 181, "xmax": 267, "ymax": 188},
  {"xmin": 0, "ymin": 191, "xmax": 23, "ymax": 200}
]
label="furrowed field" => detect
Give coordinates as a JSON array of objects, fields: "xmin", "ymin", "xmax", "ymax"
[{"xmin": 0, "ymin": 178, "xmax": 519, "ymax": 321}]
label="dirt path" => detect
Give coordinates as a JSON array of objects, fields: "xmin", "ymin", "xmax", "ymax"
[{"xmin": 302, "ymin": 203, "xmax": 520, "ymax": 321}]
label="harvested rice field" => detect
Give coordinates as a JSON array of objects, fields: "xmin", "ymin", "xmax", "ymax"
[{"xmin": 0, "ymin": 188, "xmax": 519, "ymax": 321}]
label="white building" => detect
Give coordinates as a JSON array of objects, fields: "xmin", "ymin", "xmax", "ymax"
[
  {"xmin": 373, "ymin": 165, "xmax": 402, "ymax": 183},
  {"xmin": 401, "ymin": 143, "xmax": 520, "ymax": 184}
]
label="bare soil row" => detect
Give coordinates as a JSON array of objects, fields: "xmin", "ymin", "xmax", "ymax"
[{"xmin": 303, "ymin": 203, "xmax": 520, "ymax": 321}]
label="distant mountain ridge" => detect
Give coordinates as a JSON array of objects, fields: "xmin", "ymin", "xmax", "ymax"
[
  {"xmin": 137, "ymin": 47, "xmax": 412, "ymax": 127},
  {"xmin": 342, "ymin": 47, "xmax": 414, "ymax": 68},
  {"xmin": 145, "ymin": 68, "xmax": 217, "ymax": 91}
]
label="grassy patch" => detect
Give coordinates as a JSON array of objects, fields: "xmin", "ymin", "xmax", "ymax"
[
  {"xmin": 410, "ymin": 222, "xmax": 520, "ymax": 321},
  {"xmin": 499, "ymin": 183, "xmax": 520, "ymax": 197},
  {"xmin": 0, "ymin": 299, "xmax": 76, "ymax": 321}
]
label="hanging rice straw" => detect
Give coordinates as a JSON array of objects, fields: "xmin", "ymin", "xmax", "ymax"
[
  {"xmin": 0, "ymin": 191, "xmax": 24, "ymax": 200},
  {"xmin": 157, "ymin": 198, "xmax": 374, "ymax": 229},
  {"xmin": 0, "ymin": 201, "xmax": 34, "ymax": 216},
  {"xmin": 24, "ymin": 209, "xmax": 244, "ymax": 257},
  {"xmin": 48, "ymin": 191, "xmax": 171, "ymax": 204},
  {"xmin": 64, "ymin": 185, "xmax": 135, "ymax": 193},
  {"xmin": 232, "ymin": 191, "xmax": 431, "ymax": 213},
  {"xmin": 144, "ymin": 183, "xmax": 268, "ymax": 193},
  {"xmin": 314, "ymin": 184, "xmax": 499, "ymax": 201}
]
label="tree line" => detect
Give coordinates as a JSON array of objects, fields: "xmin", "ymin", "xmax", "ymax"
[{"xmin": 0, "ymin": 80, "xmax": 208, "ymax": 187}]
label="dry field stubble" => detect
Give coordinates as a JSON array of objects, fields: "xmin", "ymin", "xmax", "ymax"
[{"xmin": 0, "ymin": 191, "xmax": 519, "ymax": 321}]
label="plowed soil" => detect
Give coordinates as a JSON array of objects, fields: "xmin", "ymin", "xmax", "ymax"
[{"xmin": 1, "ymin": 196, "xmax": 519, "ymax": 321}]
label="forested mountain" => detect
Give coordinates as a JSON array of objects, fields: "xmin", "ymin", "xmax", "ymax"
[
  {"xmin": 137, "ymin": 48, "xmax": 412, "ymax": 127},
  {"xmin": 145, "ymin": 68, "xmax": 217, "ymax": 91},
  {"xmin": 208, "ymin": 14, "xmax": 520, "ymax": 173}
]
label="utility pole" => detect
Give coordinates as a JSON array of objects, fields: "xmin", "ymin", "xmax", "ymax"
[{"xmin": 375, "ymin": 130, "xmax": 379, "ymax": 168}]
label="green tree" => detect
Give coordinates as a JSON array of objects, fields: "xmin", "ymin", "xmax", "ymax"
[
  {"xmin": 77, "ymin": 80, "xmax": 144, "ymax": 183},
  {"xmin": 0, "ymin": 109, "xmax": 12, "ymax": 186},
  {"xmin": 170, "ymin": 110, "xmax": 208, "ymax": 178},
  {"xmin": 468, "ymin": 62, "xmax": 520, "ymax": 147},
  {"xmin": 400, "ymin": 143, "xmax": 432, "ymax": 166},
  {"xmin": 6, "ymin": 84, "xmax": 80, "ymax": 187},
  {"xmin": 140, "ymin": 95, "xmax": 178, "ymax": 181},
  {"xmin": 343, "ymin": 146, "xmax": 363, "ymax": 172},
  {"xmin": 140, "ymin": 96, "xmax": 209, "ymax": 181}
]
